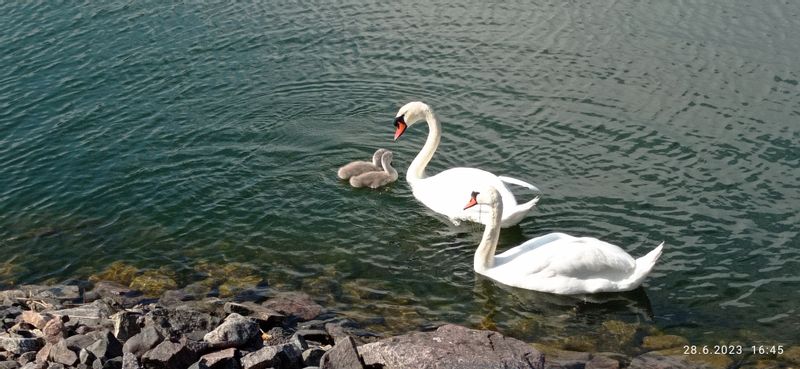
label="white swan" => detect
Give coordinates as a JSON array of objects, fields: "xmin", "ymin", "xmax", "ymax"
[
  {"xmin": 393, "ymin": 101, "xmax": 540, "ymax": 228},
  {"xmin": 463, "ymin": 187, "xmax": 664, "ymax": 294},
  {"xmin": 337, "ymin": 148, "xmax": 387, "ymax": 180},
  {"xmin": 349, "ymin": 150, "xmax": 398, "ymax": 189}
]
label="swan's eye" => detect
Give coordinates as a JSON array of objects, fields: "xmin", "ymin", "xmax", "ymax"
[
  {"xmin": 471, "ymin": 191, "xmax": 480, "ymax": 198},
  {"xmin": 393, "ymin": 116, "xmax": 405, "ymax": 128}
]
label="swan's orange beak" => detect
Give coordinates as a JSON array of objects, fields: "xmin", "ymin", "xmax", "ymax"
[
  {"xmin": 464, "ymin": 192, "xmax": 479, "ymax": 210},
  {"xmin": 393, "ymin": 117, "xmax": 407, "ymax": 141}
]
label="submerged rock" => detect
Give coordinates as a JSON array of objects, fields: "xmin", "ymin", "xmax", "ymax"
[
  {"xmin": 223, "ymin": 302, "xmax": 285, "ymax": 330},
  {"xmin": 89, "ymin": 262, "xmax": 138, "ymax": 287},
  {"xmin": 358, "ymin": 324, "xmax": 545, "ymax": 369},
  {"xmin": 641, "ymin": 334, "xmax": 689, "ymax": 351},
  {"xmin": 261, "ymin": 292, "xmax": 322, "ymax": 322},
  {"xmin": 129, "ymin": 270, "xmax": 177, "ymax": 298}
]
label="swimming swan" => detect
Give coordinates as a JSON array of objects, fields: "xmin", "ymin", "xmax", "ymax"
[
  {"xmin": 337, "ymin": 148, "xmax": 387, "ymax": 180},
  {"xmin": 463, "ymin": 187, "xmax": 664, "ymax": 294},
  {"xmin": 393, "ymin": 101, "xmax": 540, "ymax": 227},
  {"xmin": 349, "ymin": 150, "xmax": 398, "ymax": 189}
]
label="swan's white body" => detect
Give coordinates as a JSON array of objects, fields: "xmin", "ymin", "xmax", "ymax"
[
  {"xmin": 469, "ymin": 187, "xmax": 663, "ymax": 294},
  {"xmin": 393, "ymin": 102, "xmax": 540, "ymax": 228},
  {"xmin": 337, "ymin": 148, "xmax": 387, "ymax": 180},
  {"xmin": 349, "ymin": 151, "xmax": 398, "ymax": 189}
]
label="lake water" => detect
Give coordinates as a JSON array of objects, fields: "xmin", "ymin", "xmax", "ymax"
[{"xmin": 1, "ymin": 0, "xmax": 798, "ymax": 352}]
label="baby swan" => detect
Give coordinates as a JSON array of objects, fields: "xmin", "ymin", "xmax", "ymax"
[
  {"xmin": 337, "ymin": 148, "xmax": 387, "ymax": 180},
  {"xmin": 349, "ymin": 151, "xmax": 398, "ymax": 189}
]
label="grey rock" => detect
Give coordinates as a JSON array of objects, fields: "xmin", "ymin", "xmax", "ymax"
[
  {"xmin": 80, "ymin": 348, "xmax": 97, "ymax": 365},
  {"xmin": 358, "ymin": 324, "xmax": 545, "ymax": 369},
  {"xmin": 66, "ymin": 333, "xmax": 102, "ymax": 351},
  {"xmin": 141, "ymin": 339, "xmax": 198, "ymax": 369},
  {"xmin": 49, "ymin": 340, "xmax": 78, "ymax": 366},
  {"xmin": 198, "ymin": 347, "xmax": 239, "ymax": 369},
  {"xmin": 302, "ymin": 348, "xmax": 326, "ymax": 367},
  {"xmin": 223, "ymin": 303, "xmax": 285, "ymax": 330},
  {"xmin": 90, "ymin": 282, "xmax": 145, "ymax": 308},
  {"xmin": 586, "ymin": 353, "xmax": 628, "ymax": 369},
  {"xmin": 17, "ymin": 351, "xmax": 37, "ymax": 365},
  {"xmin": 47, "ymin": 363, "xmax": 65, "ymax": 369},
  {"xmin": 0, "ymin": 291, "xmax": 25, "ymax": 307},
  {"xmin": 627, "ymin": 352, "xmax": 706, "ymax": 369},
  {"xmin": 203, "ymin": 314, "xmax": 259, "ymax": 349},
  {"xmin": 0, "ymin": 360, "xmax": 19, "ymax": 369},
  {"xmin": 50, "ymin": 300, "xmax": 111, "ymax": 327},
  {"xmin": 19, "ymin": 362, "xmax": 47, "ymax": 369},
  {"xmin": 319, "ymin": 336, "xmax": 363, "ymax": 369},
  {"xmin": 241, "ymin": 344, "xmax": 300, "ymax": 369},
  {"xmin": 261, "ymin": 292, "xmax": 322, "ymax": 322},
  {"xmin": 121, "ymin": 352, "xmax": 141, "ymax": 369},
  {"xmin": 122, "ymin": 326, "xmax": 163, "ymax": 358},
  {"xmin": 75, "ymin": 325, "xmax": 97, "ymax": 335},
  {"xmin": 85, "ymin": 331, "xmax": 123, "ymax": 361},
  {"xmin": 102, "ymin": 356, "xmax": 122, "ymax": 369},
  {"xmin": 290, "ymin": 333, "xmax": 308, "ymax": 351},
  {"xmin": 17, "ymin": 285, "xmax": 82, "ymax": 304},
  {"xmin": 0, "ymin": 335, "xmax": 42, "ymax": 354},
  {"xmin": 145, "ymin": 307, "xmax": 220, "ymax": 341},
  {"xmin": 294, "ymin": 329, "xmax": 333, "ymax": 346},
  {"xmin": 540, "ymin": 348, "xmax": 590, "ymax": 369},
  {"xmin": 111, "ymin": 311, "xmax": 142, "ymax": 342}
]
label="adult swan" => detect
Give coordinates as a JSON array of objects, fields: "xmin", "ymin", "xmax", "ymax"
[
  {"xmin": 393, "ymin": 101, "xmax": 540, "ymax": 227},
  {"xmin": 463, "ymin": 187, "xmax": 664, "ymax": 294}
]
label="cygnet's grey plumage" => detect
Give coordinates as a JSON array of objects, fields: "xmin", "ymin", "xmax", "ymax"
[
  {"xmin": 349, "ymin": 151, "xmax": 398, "ymax": 189},
  {"xmin": 337, "ymin": 148, "xmax": 387, "ymax": 179}
]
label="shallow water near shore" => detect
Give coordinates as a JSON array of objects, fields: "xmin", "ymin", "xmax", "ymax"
[{"xmin": 1, "ymin": 0, "xmax": 798, "ymax": 353}]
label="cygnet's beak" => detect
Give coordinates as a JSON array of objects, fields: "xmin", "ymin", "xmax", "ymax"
[{"xmin": 393, "ymin": 116, "xmax": 407, "ymax": 141}]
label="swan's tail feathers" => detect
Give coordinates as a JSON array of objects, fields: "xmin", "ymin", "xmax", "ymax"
[
  {"xmin": 498, "ymin": 176, "xmax": 541, "ymax": 192},
  {"xmin": 501, "ymin": 196, "xmax": 541, "ymax": 228},
  {"xmin": 623, "ymin": 242, "xmax": 664, "ymax": 290}
]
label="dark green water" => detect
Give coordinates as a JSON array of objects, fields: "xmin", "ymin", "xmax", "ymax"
[{"xmin": 1, "ymin": 0, "xmax": 798, "ymax": 350}]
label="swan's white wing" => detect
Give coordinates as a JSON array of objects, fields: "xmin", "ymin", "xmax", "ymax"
[
  {"xmin": 412, "ymin": 167, "xmax": 517, "ymax": 221},
  {"xmin": 493, "ymin": 235, "xmax": 637, "ymax": 281}
]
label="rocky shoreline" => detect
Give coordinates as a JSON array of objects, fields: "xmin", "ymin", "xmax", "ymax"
[{"xmin": 0, "ymin": 281, "xmax": 795, "ymax": 369}]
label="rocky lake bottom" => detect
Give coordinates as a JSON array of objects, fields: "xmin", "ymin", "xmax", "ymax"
[{"xmin": 0, "ymin": 261, "xmax": 797, "ymax": 369}]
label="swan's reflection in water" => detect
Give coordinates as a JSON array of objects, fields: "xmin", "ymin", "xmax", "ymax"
[{"xmin": 471, "ymin": 275, "xmax": 655, "ymax": 349}]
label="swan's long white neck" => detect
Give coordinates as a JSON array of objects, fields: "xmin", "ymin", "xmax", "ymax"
[
  {"xmin": 475, "ymin": 188, "xmax": 502, "ymax": 272},
  {"xmin": 406, "ymin": 109, "xmax": 441, "ymax": 183}
]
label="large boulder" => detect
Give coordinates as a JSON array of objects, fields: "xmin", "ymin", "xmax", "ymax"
[
  {"xmin": 240, "ymin": 344, "xmax": 300, "ymax": 369},
  {"xmin": 122, "ymin": 326, "xmax": 164, "ymax": 358},
  {"xmin": 141, "ymin": 339, "xmax": 199, "ymax": 369},
  {"xmin": 203, "ymin": 314, "xmax": 260, "ymax": 349},
  {"xmin": 145, "ymin": 307, "xmax": 220, "ymax": 341},
  {"xmin": 0, "ymin": 334, "xmax": 42, "ymax": 355},
  {"xmin": 358, "ymin": 324, "xmax": 545, "ymax": 369},
  {"xmin": 49, "ymin": 300, "xmax": 112, "ymax": 327},
  {"xmin": 319, "ymin": 336, "xmax": 363, "ymax": 369}
]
